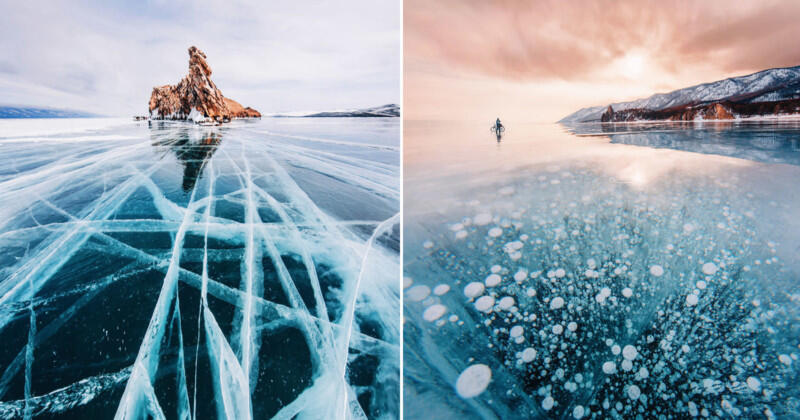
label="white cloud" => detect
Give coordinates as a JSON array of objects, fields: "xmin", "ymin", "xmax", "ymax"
[{"xmin": 0, "ymin": 0, "xmax": 400, "ymax": 115}]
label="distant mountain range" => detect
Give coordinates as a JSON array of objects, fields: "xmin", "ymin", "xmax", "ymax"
[
  {"xmin": 272, "ymin": 104, "xmax": 399, "ymax": 118},
  {"xmin": 0, "ymin": 106, "xmax": 97, "ymax": 118},
  {"xmin": 560, "ymin": 66, "xmax": 800, "ymax": 123}
]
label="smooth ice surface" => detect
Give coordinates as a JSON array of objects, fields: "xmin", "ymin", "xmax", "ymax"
[
  {"xmin": 404, "ymin": 121, "xmax": 800, "ymax": 419},
  {"xmin": 0, "ymin": 117, "xmax": 400, "ymax": 419}
]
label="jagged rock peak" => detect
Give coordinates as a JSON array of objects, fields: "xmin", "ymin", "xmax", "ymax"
[
  {"xmin": 148, "ymin": 46, "xmax": 260, "ymax": 124},
  {"xmin": 188, "ymin": 46, "xmax": 212, "ymax": 77}
]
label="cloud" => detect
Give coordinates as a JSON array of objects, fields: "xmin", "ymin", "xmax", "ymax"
[
  {"xmin": 406, "ymin": 0, "xmax": 800, "ymax": 82},
  {"xmin": 404, "ymin": 0, "xmax": 800, "ymax": 122},
  {"xmin": 0, "ymin": 0, "xmax": 400, "ymax": 115}
]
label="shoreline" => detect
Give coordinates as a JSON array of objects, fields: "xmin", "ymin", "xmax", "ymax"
[{"xmin": 564, "ymin": 113, "xmax": 800, "ymax": 125}]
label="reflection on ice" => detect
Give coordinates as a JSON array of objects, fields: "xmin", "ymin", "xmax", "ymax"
[
  {"xmin": 405, "ymin": 155, "xmax": 800, "ymax": 418},
  {"xmin": 0, "ymin": 118, "xmax": 399, "ymax": 419},
  {"xmin": 566, "ymin": 120, "xmax": 800, "ymax": 166}
]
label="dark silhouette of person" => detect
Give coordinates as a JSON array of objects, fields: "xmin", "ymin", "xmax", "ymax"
[{"xmin": 495, "ymin": 118, "xmax": 503, "ymax": 141}]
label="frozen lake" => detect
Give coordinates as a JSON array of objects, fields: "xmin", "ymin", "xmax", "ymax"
[
  {"xmin": 0, "ymin": 117, "xmax": 400, "ymax": 419},
  {"xmin": 403, "ymin": 121, "xmax": 800, "ymax": 419}
]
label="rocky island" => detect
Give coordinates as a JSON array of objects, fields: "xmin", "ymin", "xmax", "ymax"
[{"xmin": 149, "ymin": 46, "xmax": 260, "ymax": 124}]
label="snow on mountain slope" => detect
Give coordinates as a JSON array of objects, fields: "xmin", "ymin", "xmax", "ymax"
[{"xmin": 560, "ymin": 66, "xmax": 800, "ymax": 123}]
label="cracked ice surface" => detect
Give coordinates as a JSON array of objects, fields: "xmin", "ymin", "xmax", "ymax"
[
  {"xmin": 0, "ymin": 117, "xmax": 400, "ymax": 419},
  {"xmin": 404, "ymin": 122, "xmax": 800, "ymax": 419}
]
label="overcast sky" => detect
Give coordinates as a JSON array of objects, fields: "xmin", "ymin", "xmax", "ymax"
[
  {"xmin": 405, "ymin": 0, "xmax": 800, "ymax": 122},
  {"xmin": 0, "ymin": 0, "xmax": 400, "ymax": 116}
]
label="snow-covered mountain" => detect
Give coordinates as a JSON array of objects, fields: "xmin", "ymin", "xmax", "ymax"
[
  {"xmin": 560, "ymin": 66, "xmax": 800, "ymax": 123},
  {"xmin": 273, "ymin": 104, "xmax": 399, "ymax": 118}
]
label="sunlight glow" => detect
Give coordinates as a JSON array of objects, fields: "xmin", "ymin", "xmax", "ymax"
[{"xmin": 617, "ymin": 52, "xmax": 647, "ymax": 79}]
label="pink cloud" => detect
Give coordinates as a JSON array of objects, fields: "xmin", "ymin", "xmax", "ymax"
[{"xmin": 405, "ymin": 0, "xmax": 800, "ymax": 121}]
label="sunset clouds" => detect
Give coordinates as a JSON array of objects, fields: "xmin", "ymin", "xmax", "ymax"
[{"xmin": 405, "ymin": 0, "xmax": 800, "ymax": 122}]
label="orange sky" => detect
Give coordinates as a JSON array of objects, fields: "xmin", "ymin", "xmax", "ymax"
[{"xmin": 404, "ymin": 0, "xmax": 800, "ymax": 123}]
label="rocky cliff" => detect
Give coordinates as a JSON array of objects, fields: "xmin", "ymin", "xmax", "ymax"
[
  {"xmin": 149, "ymin": 46, "xmax": 260, "ymax": 123},
  {"xmin": 595, "ymin": 98, "xmax": 800, "ymax": 122}
]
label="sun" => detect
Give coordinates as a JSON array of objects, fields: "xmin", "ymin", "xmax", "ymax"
[{"xmin": 617, "ymin": 51, "xmax": 646, "ymax": 79}]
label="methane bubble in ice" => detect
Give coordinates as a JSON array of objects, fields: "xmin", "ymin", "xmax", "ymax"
[
  {"xmin": 474, "ymin": 213, "xmax": 492, "ymax": 226},
  {"xmin": 702, "ymin": 262, "xmax": 718, "ymax": 275},
  {"xmin": 455, "ymin": 364, "xmax": 492, "ymax": 398},
  {"xmin": 402, "ymin": 149, "xmax": 800, "ymax": 418},
  {"xmin": 602, "ymin": 361, "xmax": 616, "ymax": 374},
  {"xmin": 475, "ymin": 296, "xmax": 495, "ymax": 312},
  {"xmin": 464, "ymin": 282, "xmax": 485, "ymax": 298},
  {"xmin": 488, "ymin": 227, "xmax": 503, "ymax": 238},
  {"xmin": 747, "ymin": 377, "xmax": 762, "ymax": 392},
  {"xmin": 550, "ymin": 297, "xmax": 565, "ymax": 310},
  {"xmin": 423, "ymin": 304, "xmax": 448, "ymax": 322},
  {"xmin": 510, "ymin": 325, "xmax": 524, "ymax": 338},
  {"xmin": 521, "ymin": 348, "xmax": 536, "ymax": 362},
  {"xmin": 688, "ymin": 402, "xmax": 699, "ymax": 416},
  {"xmin": 498, "ymin": 296, "xmax": 515, "ymax": 310},
  {"xmin": 485, "ymin": 274, "xmax": 502, "ymax": 287},
  {"xmin": 407, "ymin": 285, "xmax": 431, "ymax": 302},
  {"xmin": 649, "ymin": 265, "xmax": 664, "ymax": 276},
  {"xmin": 622, "ymin": 345, "xmax": 638, "ymax": 360},
  {"xmin": 434, "ymin": 284, "xmax": 451, "ymax": 295}
]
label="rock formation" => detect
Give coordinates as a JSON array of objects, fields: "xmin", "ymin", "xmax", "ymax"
[
  {"xmin": 595, "ymin": 98, "xmax": 800, "ymax": 122},
  {"xmin": 149, "ymin": 46, "xmax": 260, "ymax": 123},
  {"xmin": 600, "ymin": 105, "xmax": 614, "ymax": 122}
]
